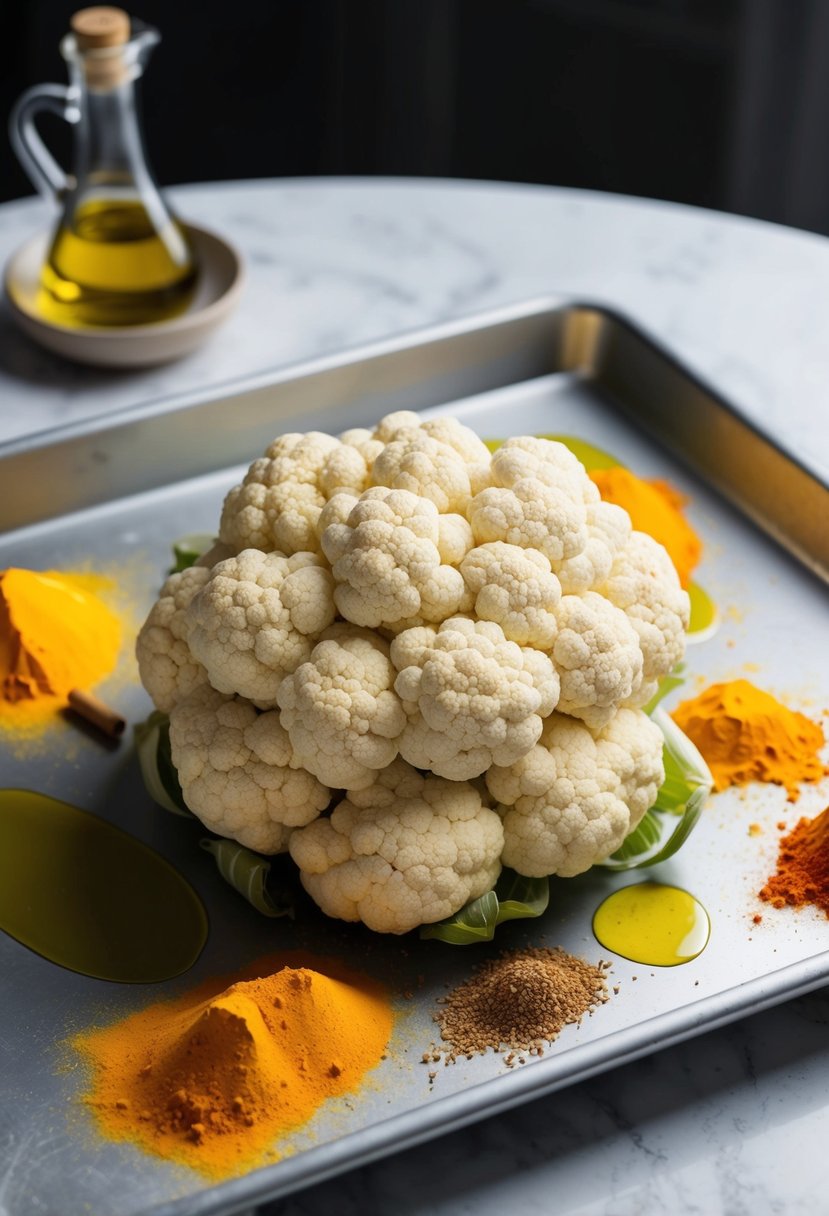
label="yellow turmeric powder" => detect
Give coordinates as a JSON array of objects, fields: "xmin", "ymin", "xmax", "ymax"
[
  {"xmin": 0, "ymin": 568, "xmax": 121, "ymax": 733},
  {"xmin": 72, "ymin": 952, "xmax": 394, "ymax": 1179},
  {"xmin": 589, "ymin": 466, "xmax": 702, "ymax": 588},
  {"xmin": 672, "ymin": 679, "xmax": 828, "ymax": 801}
]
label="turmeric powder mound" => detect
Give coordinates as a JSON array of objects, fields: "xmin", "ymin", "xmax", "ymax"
[
  {"xmin": 72, "ymin": 955, "xmax": 394, "ymax": 1179},
  {"xmin": 589, "ymin": 466, "xmax": 702, "ymax": 588},
  {"xmin": 0, "ymin": 567, "xmax": 121, "ymax": 733},
  {"xmin": 672, "ymin": 679, "xmax": 828, "ymax": 802}
]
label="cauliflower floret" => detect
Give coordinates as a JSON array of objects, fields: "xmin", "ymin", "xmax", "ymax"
[
  {"xmin": 339, "ymin": 427, "xmax": 385, "ymax": 466},
  {"xmin": 486, "ymin": 708, "xmax": 664, "ymax": 877},
  {"xmin": 277, "ymin": 625, "xmax": 407, "ymax": 790},
  {"xmin": 187, "ymin": 549, "xmax": 336, "ymax": 708},
  {"xmin": 318, "ymin": 444, "xmax": 373, "ymax": 498},
  {"xmin": 599, "ymin": 706, "xmax": 668, "ymax": 821},
  {"xmin": 437, "ymin": 513, "xmax": 475, "ymax": 567},
  {"xmin": 551, "ymin": 500, "xmax": 632, "ymax": 594},
  {"xmin": 596, "ymin": 530, "xmax": 690, "ymax": 702},
  {"xmin": 371, "ymin": 428, "xmax": 473, "ymax": 514},
  {"xmin": 320, "ymin": 427, "xmax": 390, "ymax": 498},
  {"xmin": 552, "ymin": 592, "xmax": 644, "ymax": 728},
  {"xmin": 371, "ymin": 412, "xmax": 492, "ymax": 495},
  {"xmin": 315, "ymin": 491, "xmax": 360, "ymax": 540},
  {"xmin": 219, "ymin": 431, "xmax": 343, "ymax": 555},
  {"xmin": 390, "ymin": 616, "xmax": 559, "ymax": 780},
  {"xmin": 311, "ymin": 427, "xmax": 386, "ymax": 500},
  {"xmin": 469, "ymin": 478, "xmax": 588, "ymax": 563},
  {"xmin": 460, "ymin": 541, "xmax": 561, "ymax": 648},
  {"xmin": 169, "ymin": 684, "xmax": 331, "ymax": 853},
  {"xmin": 371, "ymin": 412, "xmax": 488, "ymax": 461},
  {"xmin": 419, "ymin": 416, "xmax": 492, "ymax": 467},
  {"xmin": 136, "ymin": 566, "xmax": 211, "ymax": 713},
  {"xmin": 321, "ymin": 487, "xmax": 467, "ymax": 630},
  {"xmin": 490, "ymin": 436, "xmax": 599, "ymax": 503},
  {"xmin": 288, "ymin": 758, "xmax": 504, "ymax": 933},
  {"xmin": 371, "ymin": 410, "xmax": 422, "ymax": 442}
]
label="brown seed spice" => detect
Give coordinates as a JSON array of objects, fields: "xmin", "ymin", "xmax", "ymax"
[{"xmin": 433, "ymin": 946, "xmax": 611, "ymax": 1057}]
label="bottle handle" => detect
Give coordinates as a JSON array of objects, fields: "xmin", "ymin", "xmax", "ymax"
[{"xmin": 9, "ymin": 84, "xmax": 80, "ymax": 202}]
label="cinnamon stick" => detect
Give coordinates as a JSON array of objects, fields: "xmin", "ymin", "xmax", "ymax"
[{"xmin": 67, "ymin": 688, "xmax": 126, "ymax": 739}]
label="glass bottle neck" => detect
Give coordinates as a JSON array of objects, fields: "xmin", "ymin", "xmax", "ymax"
[
  {"xmin": 58, "ymin": 32, "xmax": 188, "ymax": 266},
  {"xmin": 70, "ymin": 73, "xmax": 152, "ymax": 198}
]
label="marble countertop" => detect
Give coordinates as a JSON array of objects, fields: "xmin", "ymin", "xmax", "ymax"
[
  {"xmin": 1, "ymin": 178, "xmax": 827, "ymax": 1216},
  {"xmin": 2, "ymin": 177, "xmax": 829, "ymax": 483}
]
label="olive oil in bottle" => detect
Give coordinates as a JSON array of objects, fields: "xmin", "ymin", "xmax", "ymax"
[
  {"xmin": 29, "ymin": 7, "xmax": 198, "ymax": 328},
  {"xmin": 39, "ymin": 198, "xmax": 197, "ymax": 327}
]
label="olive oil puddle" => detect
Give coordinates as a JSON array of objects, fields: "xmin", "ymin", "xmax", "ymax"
[
  {"xmin": 0, "ymin": 789, "xmax": 207, "ymax": 982},
  {"xmin": 593, "ymin": 882, "xmax": 710, "ymax": 966}
]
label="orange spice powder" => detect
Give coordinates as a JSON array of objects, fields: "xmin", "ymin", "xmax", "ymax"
[
  {"xmin": 0, "ymin": 568, "xmax": 121, "ymax": 734},
  {"xmin": 71, "ymin": 953, "xmax": 394, "ymax": 1179},
  {"xmin": 672, "ymin": 679, "xmax": 827, "ymax": 802}
]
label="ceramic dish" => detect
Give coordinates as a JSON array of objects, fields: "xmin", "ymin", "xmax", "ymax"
[{"xmin": 2, "ymin": 222, "xmax": 244, "ymax": 368}]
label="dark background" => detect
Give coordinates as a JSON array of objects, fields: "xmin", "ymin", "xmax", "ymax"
[{"xmin": 4, "ymin": 0, "xmax": 829, "ymax": 235}]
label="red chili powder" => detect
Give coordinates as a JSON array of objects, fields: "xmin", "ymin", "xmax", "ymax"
[{"xmin": 759, "ymin": 806, "xmax": 829, "ymax": 917}]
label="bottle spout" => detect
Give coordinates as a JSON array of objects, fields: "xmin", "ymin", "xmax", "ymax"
[{"xmin": 132, "ymin": 23, "xmax": 161, "ymax": 70}]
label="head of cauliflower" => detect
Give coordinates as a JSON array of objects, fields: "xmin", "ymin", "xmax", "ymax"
[{"xmin": 138, "ymin": 417, "xmax": 690, "ymax": 934}]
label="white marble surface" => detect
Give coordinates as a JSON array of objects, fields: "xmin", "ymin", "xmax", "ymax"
[
  {"xmin": 1, "ymin": 178, "xmax": 829, "ymax": 481},
  {"xmin": 2, "ymin": 179, "xmax": 828, "ymax": 1216}
]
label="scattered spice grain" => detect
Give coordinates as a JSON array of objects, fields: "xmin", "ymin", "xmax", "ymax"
[{"xmin": 433, "ymin": 947, "xmax": 610, "ymax": 1058}]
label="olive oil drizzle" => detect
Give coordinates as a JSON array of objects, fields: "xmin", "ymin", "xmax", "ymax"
[{"xmin": 0, "ymin": 789, "xmax": 207, "ymax": 982}]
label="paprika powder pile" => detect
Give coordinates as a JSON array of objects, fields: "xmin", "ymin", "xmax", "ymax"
[
  {"xmin": 760, "ymin": 806, "xmax": 829, "ymax": 917},
  {"xmin": 671, "ymin": 679, "xmax": 827, "ymax": 801},
  {"xmin": 72, "ymin": 953, "xmax": 394, "ymax": 1179}
]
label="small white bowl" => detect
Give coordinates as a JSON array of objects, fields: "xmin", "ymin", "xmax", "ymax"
[{"xmin": 3, "ymin": 222, "xmax": 244, "ymax": 368}]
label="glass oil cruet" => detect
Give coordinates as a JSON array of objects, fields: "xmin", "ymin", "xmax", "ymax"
[{"xmin": 10, "ymin": 6, "xmax": 197, "ymax": 328}]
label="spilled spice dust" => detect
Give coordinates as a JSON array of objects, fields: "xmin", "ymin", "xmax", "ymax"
[
  {"xmin": 672, "ymin": 679, "xmax": 828, "ymax": 802},
  {"xmin": 71, "ymin": 953, "xmax": 394, "ymax": 1179},
  {"xmin": 431, "ymin": 947, "xmax": 611, "ymax": 1060},
  {"xmin": 759, "ymin": 806, "xmax": 829, "ymax": 918}
]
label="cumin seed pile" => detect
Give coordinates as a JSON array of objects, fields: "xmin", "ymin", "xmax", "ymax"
[{"xmin": 433, "ymin": 947, "xmax": 611, "ymax": 1058}]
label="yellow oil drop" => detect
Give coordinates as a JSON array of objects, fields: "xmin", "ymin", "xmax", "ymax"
[
  {"xmin": 687, "ymin": 581, "xmax": 718, "ymax": 639},
  {"xmin": 0, "ymin": 789, "xmax": 207, "ymax": 982},
  {"xmin": 592, "ymin": 881, "xmax": 710, "ymax": 966}
]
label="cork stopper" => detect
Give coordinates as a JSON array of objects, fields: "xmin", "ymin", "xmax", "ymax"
[{"xmin": 71, "ymin": 7, "xmax": 130, "ymax": 49}]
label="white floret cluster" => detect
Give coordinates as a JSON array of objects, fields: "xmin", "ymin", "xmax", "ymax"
[{"xmin": 137, "ymin": 413, "xmax": 690, "ymax": 934}]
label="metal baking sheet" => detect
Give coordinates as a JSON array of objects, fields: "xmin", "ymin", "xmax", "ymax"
[{"xmin": 1, "ymin": 298, "xmax": 827, "ymax": 1216}]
